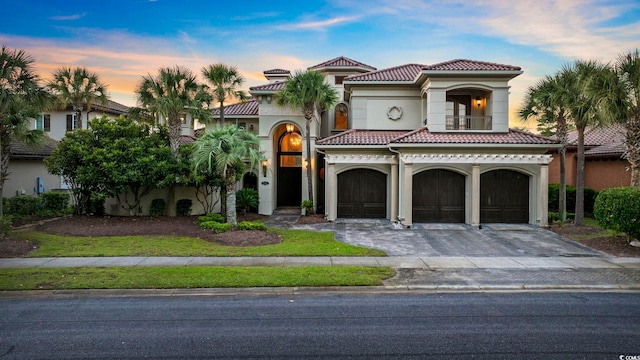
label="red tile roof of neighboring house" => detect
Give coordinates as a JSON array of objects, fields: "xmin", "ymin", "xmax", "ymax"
[
  {"xmin": 249, "ymin": 81, "xmax": 286, "ymax": 92},
  {"xmin": 213, "ymin": 99, "xmax": 259, "ymax": 116},
  {"xmin": 422, "ymin": 59, "xmax": 522, "ymax": 71},
  {"xmin": 91, "ymin": 100, "xmax": 129, "ymax": 114},
  {"xmin": 309, "ymin": 56, "xmax": 377, "ymax": 71},
  {"xmin": 317, "ymin": 129, "xmax": 409, "ymax": 145},
  {"xmin": 394, "ymin": 128, "xmax": 557, "ymax": 144},
  {"xmin": 345, "ymin": 64, "xmax": 424, "ymax": 82},
  {"xmin": 10, "ymin": 137, "xmax": 59, "ymax": 159},
  {"xmin": 179, "ymin": 135, "xmax": 197, "ymax": 145},
  {"xmin": 565, "ymin": 124, "xmax": 627, "ymax": 157},
  {"xmin": 317, "ymin": 128, "xmax": 558, "ymax": 146}
]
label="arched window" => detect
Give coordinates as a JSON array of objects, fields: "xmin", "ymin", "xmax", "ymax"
[{"xmin": 335, "ymin": 103, "xmax": 348, "ymax": 130}]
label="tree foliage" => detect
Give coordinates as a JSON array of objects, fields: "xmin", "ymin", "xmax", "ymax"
[
  {"xmin": 202, "ymin": 63, "xmax": 248, "ymax": 126},
  {"xmin": 0, "ymin": 45, "xmax": 50, "ymax": 216},
  {"xmin": 46, "ymin": 116, "xmax": 176, "ymax": 215}
]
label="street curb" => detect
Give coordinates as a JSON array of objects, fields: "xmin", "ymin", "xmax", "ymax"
[{"xmin": 2, "ymin": 285, "xmax": 639, "ymax": 299}]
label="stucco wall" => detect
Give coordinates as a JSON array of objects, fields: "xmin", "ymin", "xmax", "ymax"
[
  {"xmin": 5, "ymin": 159, "xmax": 63, "ymax": 198},
  {"xmin": 548, "ymin": 151, "xmax": 631, "ymax": 190}
]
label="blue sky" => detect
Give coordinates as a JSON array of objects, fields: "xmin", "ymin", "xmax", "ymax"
[{"xmin": 1, "ymin": 0, "xmax": 639, "ymax": 130}]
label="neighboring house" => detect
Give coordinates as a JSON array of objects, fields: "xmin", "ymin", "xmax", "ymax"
[
  {"xmin": 4, "ymin": 100, "xmax": 129, "ymax": 202},
  {"xmin": 548, "ymin": 124, "xmax": 630, "ymax": 191},
  {"xmin": 212, "ymin": 57, "xmax": 559, "ymax": 227}
]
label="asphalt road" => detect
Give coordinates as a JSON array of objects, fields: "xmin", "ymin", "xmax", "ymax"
[{"xmin": 1, "ymin": 292, "xmax": 639, "ymax": 359}]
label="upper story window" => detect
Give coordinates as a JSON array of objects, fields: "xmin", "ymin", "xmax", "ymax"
[
  {"xmin": 36, "ymin": 114, "xmax": 51, "ymax": 132},
  {"xmin": 335, "ymin": 103, "xmax": 348, "ymax": 130},
  {"xmin": 66, "ymin": 114, "xmax": 78, "ymax": 131},
  {"xmin": 180, "ymin": 114, "xmax": 188, "ymax": 125},
  {"xmin": 334, "ymin": 76, "xmax": 346, "ymax": 85}
]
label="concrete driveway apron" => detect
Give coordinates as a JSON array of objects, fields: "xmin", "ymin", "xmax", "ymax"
[{"xmin": 292, "ymin": 220, "xmax": 605, "ymax": 258}]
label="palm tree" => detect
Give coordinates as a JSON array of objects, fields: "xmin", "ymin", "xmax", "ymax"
[
  {"xmin": 192, "ymin": 125, "xmax": 262, "ymax": 228},
  {"xmin": 47, "ymin": 67, "xmax": 108, "ymax": 129},
  {"xmin": 0, "ymin": 46, "xmax": 50, "ymax": 217},
  {"xmin": 519, "ymin": 74, "xmax": 571, "ymax": 222},
  {"xmin": 136, "ymin": 66, "xmax": 212, "ymax": 158},
  {"xmin": 202, "ymin": 63, "xmax": 248, "ymax": 126},
  {"xmin": 608, "ymin": 49, "xmax": 640, "ymax": 187},
  {"xmin": 136, "ymin": 66, "xmax": 212, "ymax": 216},
  {"xmin": 276, "ymin": 70, "xmax": 338, "ymax": 211},
  {"xmin": 561, "ymin": 60, "xmax": 613, "ymax": 225}
]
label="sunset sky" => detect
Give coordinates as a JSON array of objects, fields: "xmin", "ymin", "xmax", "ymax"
[{"xmin": 2, "ymin": 0, "xmax": 639, "ymax": 130}]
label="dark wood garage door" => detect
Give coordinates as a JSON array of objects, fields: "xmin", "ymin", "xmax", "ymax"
[
  {"xmin": 481, "ymin": 169, "xmax": 529, "ymax": 223},
  {"xmin": 337, "ymin": 169, "xmax": 386, "ymax": 218},
  {"xmin": 413, "ymin": 169, "xmax": 465, "ymax": 223}
]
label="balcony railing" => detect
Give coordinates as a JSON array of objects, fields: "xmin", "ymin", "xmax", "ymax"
[{"xmin": 445, "ymin": 115, "xmax": 492, "ymax": 130}]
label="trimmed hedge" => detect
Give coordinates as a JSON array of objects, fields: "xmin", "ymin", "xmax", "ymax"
[
  {"xmin": 41, "ymin": 192, "xmax": 70, "ymax": 212},
  {"xmin": 548, "ymin": 184, "xmax": 598, "ymax": 214},
  {"xmin": 176, "ymin": 199, "xmax": 192, "ymax": 216},
  {"xmin": 198, "ymin": 212, "xmax": 225, "ymax": 224},
  {"xmin": 149, "ymin": 198, "xmax": 166, "ymax": 217},
  {"xmin": 238, "ymin": 221, "xmax": 267, "ymax": 231},
  {"xmin": 594, "ymin": 187, "xmax": 640, "ymax": 239},
  {"xmin": 200, "ymin": 221, "xmax": 232, "ymax": 233}
]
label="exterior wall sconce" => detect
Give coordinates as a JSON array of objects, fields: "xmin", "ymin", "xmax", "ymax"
[
  {"xmin": 476, "ymin": 96, "xmax": 482, "ymax": 108},
  {"xmin": 285, "ymin": 124, "xmax": 295, "ymax": 133},
  {"xmin": 261, "ymin": 160, "xmax": 268, "ymax": 177}
]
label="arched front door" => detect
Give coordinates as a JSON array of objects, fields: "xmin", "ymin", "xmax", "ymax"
[{"xmin": 277, "ymin": 130, "xmax": 302, "ymax": 206}]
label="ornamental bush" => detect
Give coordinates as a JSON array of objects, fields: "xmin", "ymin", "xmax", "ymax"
[
  {"xmin": 198, "ymin": 212, "xmax": 225, "ymax": 224},
  {"xmin": 238, "ymin": 221, "xmax": 267, "ymax": 231},
  {"xmin": 176, "ymin": 199, "xmax": 192, "ymax": 216},
  {"xmin": 149, "ymin": 198, "xmax": 166, "ymax": 217},
  {"xmin": 41, "ymin": 192, "xmax": 70, "ymax": 212},
  {"xmin": 199, "ymin": 221, "xmax": 232, "ymax": 233},
  {"xmin": 548, "ymin": 184, "xmax": 598, "ymax": 214},
  {"xmin": 594, "ymin": 187, "xmax": 640, "ymax": 239}
]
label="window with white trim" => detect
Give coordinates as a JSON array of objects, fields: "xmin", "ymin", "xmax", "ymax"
[
  {"xmin": 36, "ymin": 114, "xmax": 51, "ymax": 132},
  {"xmin": 66, "ymin": 114, "xmax": 78, "ymax": 131}
]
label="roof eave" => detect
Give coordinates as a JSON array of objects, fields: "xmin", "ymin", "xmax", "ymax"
[{"xmin": 389, "ymin": 143, "xmax": 561, "ymax": 149}]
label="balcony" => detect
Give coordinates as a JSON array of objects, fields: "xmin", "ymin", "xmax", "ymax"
[{"xmin": 445, "ymin": 115, "xmax": 492, "ymax": 130}]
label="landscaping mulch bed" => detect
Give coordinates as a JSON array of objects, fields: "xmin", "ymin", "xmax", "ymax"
[{"xmin": 549, "ymin": 223, "xmax": 640, "ymax": 257}]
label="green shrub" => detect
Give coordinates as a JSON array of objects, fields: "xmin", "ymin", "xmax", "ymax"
[
  {"xmin": 149, "ymin": 198, "xmax": 166, "ymax": 217},
  {"xmin": 90, "ymin": 194, "xmax": 106, "ymax": 216},
  {"xmin": 0, "ymin": 215, "xmax": 12, "ymax": 238},
  {"xmin": 548, "ymin": 184, "xmax": 597, "ymax": 214},
  {"xmin": 198, "ymin": 212, "xmax": 225, "ymax": 224},
  {"xmin": 236, "ymin": 188, "xmax": 258, "ymax": 214},
  {"xmin": 238, "ymin": 221, "xmax": 267, "ymax": 231},
  {"xmin": 4, "ymin": 196, "xmax": 41, "ymax": 216},
  {"xmin": 176, "ymin": 199, "xmax": 192, "ymax": 216},
  {"xmin": 199, "ymin": 221, "xmax": 232, "ymax": 233},
  {"xmin": 548, "ymin": 211, "xmax": 574, "ymax": 223},
  {"xmin": 41, "ymin": 192, "xmax": 70, "ymax": 212},
  {"xmin": 594, "ymin": 187, "xmax": 640, "ymax": 239}
]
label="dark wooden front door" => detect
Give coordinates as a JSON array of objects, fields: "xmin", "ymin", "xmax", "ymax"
[
  {"xmin": 277, "ymin": 131, "xmax": 302, "ymax": 207},
  {"xmin": 480, "ymin": 169, "xmax": 529, "ymax": 223},
  {"xmin": 413, "ymin": 169, "xmax": 465, "ymax": 223},
  {"xmin": 337, "ymin": 169, "xmax": 386, "ymax": 218}
]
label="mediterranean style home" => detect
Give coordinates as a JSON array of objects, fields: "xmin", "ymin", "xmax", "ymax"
[
  {"xmin": 213, "ymin": 56, "xmax": 560, "ymax": 227},
  {"xmin": 548, "ymin": 123, "xmax": 631, "ymax": 191},
  {"xmin": 5, "ymin": 100, "xmax": 128, "ymax": 198}
]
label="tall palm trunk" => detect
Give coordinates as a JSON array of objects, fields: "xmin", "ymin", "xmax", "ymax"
[
  {"xmin": 626, "ymin": 117, "xmax": 640, "ymax": 187},
  {"xmin": 557, "ymin": 115, "xmax": 568, "ymax": 222},
  {"xmin": 219, "ymin": 101, "xmax": 225, "ymax": 127},
  {"xmin": 166, "ymin": 115, "xmax": 181, "ymax": 217},
  {"xmin": 575, "ymin": 127, "xmax": 586, "ymax": 225},
  {"xmin": 304, "ymin": 114, "xmax": 314, "ymax": 214},
  {"xmin": 226, "ymin": 166, "xmax": 237, "ymax": 228}
]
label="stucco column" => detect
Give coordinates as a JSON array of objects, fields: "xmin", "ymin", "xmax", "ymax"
[
  {"xmin": 539, "ymin": 164, "xmax": 549, "ymax": 227},
  {"xmin": 471, "ymin": 164, "xmax": 480, "ymax": 227},
  {"xmin": 402, "ymin": 162, "xmax": 413, "ymax": 227},
  {"xmin": 390, "ymin": 163, "xmax": 398, "ymax": 222},
  {"xmin": 326, "ymin": 162, "xmax": 337, "ymax": 222}
]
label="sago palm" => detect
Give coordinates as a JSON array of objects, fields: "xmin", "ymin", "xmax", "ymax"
[{"xmin": 192, "ymin": 125, "xmax": 262, "ymax": 228}]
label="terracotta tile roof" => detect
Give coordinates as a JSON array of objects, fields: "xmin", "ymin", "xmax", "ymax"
[
  {"xmin": 213, "ymin": 99, "xmax": 259, "ymax": 116},
  {"xmin": 567, "ymin": 123, "xmax": 626, "ymax": 147},
  {"xmin": 179, "ymin": 135, "xmax": 197, "ymax": 145},
  {"xmin": 91, "ymin": 100, "xmax": 129, "ymax": 114},
  {"xmin": 394, "ymin": 128, "xmax": 557, "ymax": 144},
  {"xmin": 317, "ymin": 128, "xmax": 558, "ymax": 146},
  {"xmin": 249, "ymin": 81, "xmax": 286, "ymax": 92},
  {"xmin": 584, "ymin": 142, "xmax": 626, "ymax": 156},
  {"xmin": 422, "ymin": 59, "xmax": 521, "ymax": 71},
  {"xmin": 263, "ymin": 69, "xmax": 291, "ymax": 74},
  {"xmin": 309, "ymin": 56, "xmax": 377, "ymax": 71},
  {"xmin": 316, "ymin": 129, "xmax": 408, "ymax": 145},
  {"xmin": 10, "ymin": 137, "xmax": 59, "ymax": 159},
  {"xmin": 345, "ymin": 64, "xmax": 424, "ymax": 82}
]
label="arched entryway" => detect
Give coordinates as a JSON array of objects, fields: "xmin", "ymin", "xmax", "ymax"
[
  {"xmin": 277, "ymin": 127, "xmax": 302, "ymax": 206},
  {"xmin": 413, "ymin": 169, "xmax": 465, "ymax": 223},
  {"xmin": 337, "ymin": 168, "xmax": 386, "ymax": 218},
  {"xmin": 480, "ymin": 169, "xmax": 529, "ymax": 223}
]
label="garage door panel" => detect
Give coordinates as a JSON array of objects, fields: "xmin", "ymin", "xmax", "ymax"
[
  {"xmin": 480, "ymin": 169, "xmax": 529, "ymax": 223},
  {"xmin": 412, "ymin": 169, "xmax": 465, "ymax": 223},
  {"xmin": 337, "ymin": 169, "xmax": 386, "ymax": 218}
]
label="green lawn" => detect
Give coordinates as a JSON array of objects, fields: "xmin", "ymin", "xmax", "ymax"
[
  {"xmin": 0, "ymin": 266, "xmax": 396, "ymax": 291},
  {"xmin": 12, "ymin": 228, "xmax": 386, "ymax": 257}
]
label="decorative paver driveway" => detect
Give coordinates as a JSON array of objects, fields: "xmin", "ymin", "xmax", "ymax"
[{"xmin": 292, "ymin": 221, "xmax": 606, "ymax": 257}]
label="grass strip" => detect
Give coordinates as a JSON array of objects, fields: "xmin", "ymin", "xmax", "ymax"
[
  {"xmin": 0, "ymin": 266, "xmax": 396, "ymax": 291},
  {"xmin": 14, "ymin": 228, "xmax": 386, "ymax": 257}
]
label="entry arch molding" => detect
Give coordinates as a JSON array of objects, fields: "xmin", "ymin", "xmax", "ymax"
[{"xmin": 480, "ymin": 167, "xmax": 531, "ymax": 224}]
